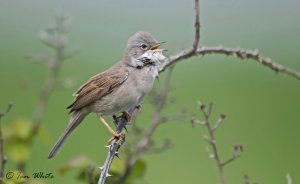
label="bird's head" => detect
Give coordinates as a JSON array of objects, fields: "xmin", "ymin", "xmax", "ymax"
[{"xmin": 124, "ymin": 31, "xmax": 166, "ymax": 68}]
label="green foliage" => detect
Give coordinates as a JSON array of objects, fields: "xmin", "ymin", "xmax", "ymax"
[
  {"xmin": 2, "ymin": 118, "xmax": 51, "ymax": 165},
  {"xmin": 3, "ymin": 118, "xmax": 32, "ymax": 164},
  {"xmin": 123, "ymin": 159, "xmax": 146, "ymax": 184}
]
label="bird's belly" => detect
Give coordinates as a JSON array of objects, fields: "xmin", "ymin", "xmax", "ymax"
[{"xmin": 92, "ymin": 82, "xmax": 148, "ymax": 116}]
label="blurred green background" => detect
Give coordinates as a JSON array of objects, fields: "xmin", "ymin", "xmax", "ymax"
[{"xmin": 1, "ymin": 0, "xmax": 300, "ymax": 183}]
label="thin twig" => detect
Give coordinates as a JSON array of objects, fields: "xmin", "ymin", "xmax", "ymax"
[
  {"xmin": 0, "ymin": 103, "xmax": 13, "ymax": 184},
  {"xmin": 196, "ymin": 102, "xmax": 242, "ymax": 184},
  {"xmin": 192, "ymin": 0, "xmax": 200, "ymax": 51},
  {"xmin": 20, "ymin": 14, "xmax": 77, "ymax": 172},
  {"xmin": 28, "ymin": 14, "xmax": 76, "ymax": 141},
  {"xmin": 199, "ymin": 102, "xmax": 226, "ymax": 184}
]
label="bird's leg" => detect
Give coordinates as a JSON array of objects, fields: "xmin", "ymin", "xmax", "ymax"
[
  {"xmin": 106, "ymin": 111, "xmax": 131, "ymax": 144},
  {"xmin": 107, "ymin": 131, "xmax": 126, "ymax": 145},
  {"xmin": 113, "ymin": 115, "xmax": 128, "ymax": 132},
  {"xmin": 112, "ymin": 115, "xmax": 118, "ymax": 127},
  {"xmin": 97, "ymin": 114, "xmax": 122, "ymax": 138}
]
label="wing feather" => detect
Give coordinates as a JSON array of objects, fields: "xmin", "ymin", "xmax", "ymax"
[{"xmin": 67, "ymin": 67, "xmax": 129, "ymax": 112}]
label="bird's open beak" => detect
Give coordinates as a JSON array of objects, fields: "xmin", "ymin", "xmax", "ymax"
[{"xmin": 150, "ymin": 41, "xmax": 167, "ymax": 52}]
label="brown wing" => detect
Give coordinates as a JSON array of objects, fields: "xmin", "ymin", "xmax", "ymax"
[{"xmin": 67, "ymin": 67, "xmax": 129, "ymax": 113}]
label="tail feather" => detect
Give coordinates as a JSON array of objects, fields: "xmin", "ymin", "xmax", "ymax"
[{"xmin": 48, "ymin": 110, "xmax": 88, "ymax": 159}]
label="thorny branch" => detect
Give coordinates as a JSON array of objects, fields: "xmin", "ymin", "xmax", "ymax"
[
  {"xmin": 98, "ymin": 108, "xmax": 135, "ymax": 184},
  {"xmin": 160, "ymin": 46, "xmax": 300, "ymax": 80},
  {"xmin": 0, "ymin": 103, "xmax": 13, "ymax": 184},
  {"xmin": 193, "ymin": 102, "xmax": 242, "ymax": 184}
]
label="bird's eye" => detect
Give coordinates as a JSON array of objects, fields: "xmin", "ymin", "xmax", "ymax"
[{"xmin": 140, "ymin": 44, "xmax": 148, "ymax": 50}]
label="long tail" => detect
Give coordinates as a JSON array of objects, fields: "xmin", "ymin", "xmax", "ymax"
[{"xmin": 48, "ymin": 110, "xmax": 88, "ymax": 159}]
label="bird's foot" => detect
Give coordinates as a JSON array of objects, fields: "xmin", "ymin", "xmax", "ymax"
[{"xmin": 107, "ymin": 130, "xmax": 126, "ymax": 145}]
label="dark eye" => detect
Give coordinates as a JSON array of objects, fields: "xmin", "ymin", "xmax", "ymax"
[{"xmin": 140, "ymin": 44, "xmax": 148, "ymax": 50}]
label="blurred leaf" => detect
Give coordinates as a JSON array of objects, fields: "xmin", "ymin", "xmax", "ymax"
[
  {"xmin": 3, "ymin": 118, "xmax": 32, "ymax": 141},
  {"xmin": 110, "ymin": 158, "xmax": 126, "ymax": 175},
  {"xmin": 6, "ymin": 141, "xmax": 31, "ymax": 163},
  {"xmin": 126, "ymin": 159, "xmax": 147, "ymax": 184},
  {"xmin": 37, "ymin": 125, "xmax": 52, "ymax": 145},
  {"xmin": 59, "ymin": 155, "xmax": 93, "ymax": 175},
  {"xmin": 12, "ymin": 119, "xmax": 32, "ymax": 140},
  {"xmin": 108, "ymin": 159, "xmax": 147, "ymax": 184}
]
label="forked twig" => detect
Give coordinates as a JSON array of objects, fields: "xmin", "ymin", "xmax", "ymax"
[{"xmin": 195, "ymin": 102, "xmax": 242, "ymax": 184}]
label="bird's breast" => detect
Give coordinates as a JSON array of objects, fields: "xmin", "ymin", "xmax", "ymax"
[{"xmin": 134, "ymin": 66, "xmax": 158, "ymax": 92}]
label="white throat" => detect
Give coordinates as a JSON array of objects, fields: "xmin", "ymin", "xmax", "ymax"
[
  {"xmin": 141, "ymin": 51, "xmax": 165, "ymax": 78},
  {"xmin": 140, "ymin": 50, "xmax": 166, "ymax": 62}
]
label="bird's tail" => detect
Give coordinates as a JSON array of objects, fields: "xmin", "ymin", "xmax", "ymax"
[{"xmin": 48, "ymin": 110, "xmax": 88, "ymax": 159}]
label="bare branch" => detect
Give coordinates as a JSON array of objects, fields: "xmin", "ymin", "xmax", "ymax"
[
  {"xmin": 197, "ymin": 47, "xmax": 300, "ymax": 79},
  {"xmin": 28, "ymin": 14, "xmax": 78, "ymax": 143},
  {"xmin": 196, "ymin": 102, "xmax": 242, "ymax": 184},
  {"xmin": 20, "ymin": 13, "xmax": 78, "ymax": 172},
  {"xmin": 192, "ymin": 0, "xmax": 200, "ymax": 51},
  {"xmin": 160, "ymin": 46, "xmax": 300, "ymax": 80},
  {"xmin": 0, "ymin": 102, "xmax": 13, "ymax": 183},
  {"xmin": 98, "ymin": 108, "xmax": 135, "ymax": 184},
  {"xmin": 198, "ymin": 102, "xmax": 226, "ymax": 184}
]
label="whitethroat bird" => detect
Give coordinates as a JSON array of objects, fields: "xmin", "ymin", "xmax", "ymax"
[{"xmin": 48, "ymin": 31, "xmax": 166, "ymax": 159}]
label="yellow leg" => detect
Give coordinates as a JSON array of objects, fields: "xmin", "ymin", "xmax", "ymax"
[{"xmin": 97, "ymin": 114, "xmax": 121, "ymax": 138}]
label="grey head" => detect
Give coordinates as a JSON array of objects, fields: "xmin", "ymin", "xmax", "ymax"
[{"xmin": 123, "ymin": 31, "xmax": 166, "ymax": 68}]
